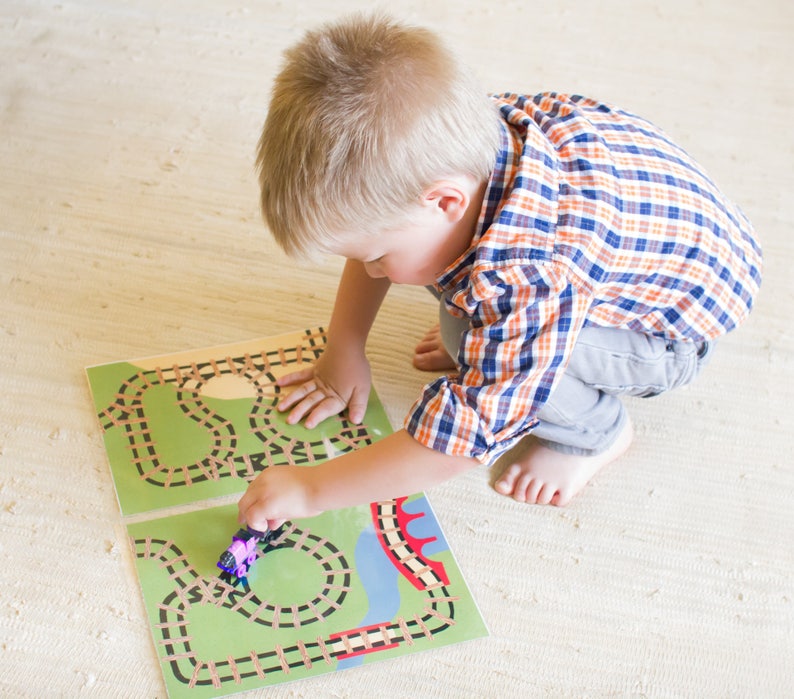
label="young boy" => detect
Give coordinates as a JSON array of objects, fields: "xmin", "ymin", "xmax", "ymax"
[{"xmin": 238, "ymin": 14, "xmax": 762, "ymax": 531}]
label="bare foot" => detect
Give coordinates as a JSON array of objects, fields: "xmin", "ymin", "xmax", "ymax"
[
  {"xmin": 413, "ymin": 325, "xmax": 457, "ymax": 372},
  {"xmin": 494, "ymin": 418, "xmax": 634, "ymax": 506}
]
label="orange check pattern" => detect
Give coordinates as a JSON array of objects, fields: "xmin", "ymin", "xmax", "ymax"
[{"xmin": 405, "ymin": 93, "xmax": 762, "ymax": 463}]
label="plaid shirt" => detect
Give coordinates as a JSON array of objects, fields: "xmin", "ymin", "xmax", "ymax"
[{"xmin": 405, "ymin": 92, "xmax": 762, "ymax": 463}]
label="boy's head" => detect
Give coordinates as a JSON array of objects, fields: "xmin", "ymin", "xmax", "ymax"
[{"xmin": 256, "ymin": 13, "xmax": 501, "ymax": 261}]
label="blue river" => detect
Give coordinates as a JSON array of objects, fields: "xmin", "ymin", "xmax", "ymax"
[{"xmin": 337, "ymin": 495, "xmax": 449, "ymax": 670}]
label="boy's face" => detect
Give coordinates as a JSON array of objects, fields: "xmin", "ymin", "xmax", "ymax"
[
  {"xmin": 333, "ymin": 216, "xmax": 473, "ymax": 286},
  {"xmin": 331, "ymin": 178, "xmax": 486, "ymax": 286}
]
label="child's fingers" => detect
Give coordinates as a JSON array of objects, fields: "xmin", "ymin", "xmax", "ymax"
[
  {"xmin": 237, "ymin": 487, "xmax": 257, "ymax": 524},
  {"xmin": 277, "ymin": 379, "xmax": 317, "ymax": 412},
  {"xmin": 285, "ymin": 390, "xmax": 328, "ymax": 425},
  {"xmin": 237, "ymin": 486, "xmax": 281, "ymax": 532},
  {"xmin": 347, "ymin": 385, "xmax": 370, "ymax": 424},
  {"xmin": 303, "ymin": 396, "xmax": 347, "ymax": 429},
  {"xmin": 276, "ymin": 367, "xmax": 315, "ymax": 387},
  {"xmin": 240, "ymin": 509, "xmax": 274, "ymax": 533}
]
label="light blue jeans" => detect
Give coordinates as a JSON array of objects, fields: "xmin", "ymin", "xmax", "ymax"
[{"xmin": 434, "ymin": 292, "xmax": 713, "ymax": 456}]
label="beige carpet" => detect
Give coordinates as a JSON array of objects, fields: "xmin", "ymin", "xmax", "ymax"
[{"xmin": 2, "ymin": 1, "xmax": 791, "ymax": 696}]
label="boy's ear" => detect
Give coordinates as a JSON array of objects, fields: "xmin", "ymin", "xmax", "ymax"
[{"xmin": 421, "ymin": 181, "xmax": 470, "ymax": 223}]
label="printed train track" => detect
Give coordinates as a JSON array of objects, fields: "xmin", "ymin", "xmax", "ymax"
[
  {"xmin": 134, "ymin": 500, "xmax": 459, "ymax": 690},
  {"xmin": 96, "ymin": 329, "xmax": 373, "ymax": 488}
]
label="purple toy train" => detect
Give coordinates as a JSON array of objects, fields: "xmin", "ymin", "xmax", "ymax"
[{"xmin": 216, "ymin": 525, "xmax": 279, "ymax": 585}]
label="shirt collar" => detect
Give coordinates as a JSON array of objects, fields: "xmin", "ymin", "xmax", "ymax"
[
  {"xmin": 435, "ymin": 95, "xmax": 560, "ymax": 292},
  {"xmin": 435, "ymin": 118, "xmax": 517, "ymax": 291}
]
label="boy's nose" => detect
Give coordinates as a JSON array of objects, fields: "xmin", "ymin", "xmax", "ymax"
[{"xmin": 363, "ymin": 261, "xmax": 386, "ymax": 278}]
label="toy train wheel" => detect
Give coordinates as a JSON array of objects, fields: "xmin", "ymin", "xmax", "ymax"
[
  {"xmin": 247, "ymin": 551, "xmax": 257, "ymax": 565},
  {"xmin": 235, "ymin": 564, "xmax": 248, "ymax": 578}
]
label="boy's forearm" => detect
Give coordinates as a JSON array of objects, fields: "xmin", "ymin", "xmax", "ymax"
[
  {"xmin": 308, "ymin": 429, "xmax": 478, "ymax": 511},
  {"xmin": 327, "ymin": 260, "xmax": 390, "ymax": 347}
]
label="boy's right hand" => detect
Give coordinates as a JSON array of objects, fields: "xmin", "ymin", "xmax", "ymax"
[{"xmin": 275, "ymin": 344, "xmax": 371, "ymax": 429}]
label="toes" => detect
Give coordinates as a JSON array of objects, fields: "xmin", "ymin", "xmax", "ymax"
[
  {"xmin": 413, "ymin": 348, "xmax": 456, "ymax": 372},
  {"xmin": 512, "ymin": 470, "xmax": 535, "ymax": 503},
  {"xmin": 523, "ymin": 477, "xmax": 543, "ymax": 504},
  {"xmin": 536, "ymin": 483, "xmax": 559, "ymax": 506},
  {"xmin": 413, "ymin": 326, "xmax": 442, "ymax": 355},
  {"xmin": 551, "ymin": 487, "xmax": 573, "ymax": 507},
  {"xmin": 412, "ymin": 325, "xmax": 457, "ymax": 372},
  {"xmin": 495, "ymin": 465, "xmax": 570, "ymax": 507},
  {"xmin": 494, "ymin": 464, "xmax": 519, "ymax": 495},
  {"xmin": 412, "ymin": 349, "xmax": 439, "ymax": 370}
]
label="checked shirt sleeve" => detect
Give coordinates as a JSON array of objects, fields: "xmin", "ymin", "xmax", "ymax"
[{"xmin": 404, "ymin": 261, "xmax": 591, "ymax": 464}]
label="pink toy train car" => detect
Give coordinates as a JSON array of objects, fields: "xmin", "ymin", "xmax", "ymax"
[{"xmin": 216, "ymin": 526, "xmax": 275, "ymax": 585}]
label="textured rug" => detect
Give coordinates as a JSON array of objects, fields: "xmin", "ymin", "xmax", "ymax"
[{"xmin": 1, "ymin": 1, "xmax": 791, "ymax": 696}]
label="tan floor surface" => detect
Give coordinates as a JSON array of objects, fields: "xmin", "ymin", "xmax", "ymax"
[{"xmin": 2, "ymin": 1, "xmax": 792, "ymax": 696}]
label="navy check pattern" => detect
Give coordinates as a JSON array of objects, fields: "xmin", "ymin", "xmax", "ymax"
[{"xmin": 405, "ymin": 93, "xmax": 762, "ymax": 463}]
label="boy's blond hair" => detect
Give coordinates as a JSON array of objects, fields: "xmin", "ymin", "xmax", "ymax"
[{"xmin": 256, "ymin": 13, "xmax": 501, "ymax": 260}]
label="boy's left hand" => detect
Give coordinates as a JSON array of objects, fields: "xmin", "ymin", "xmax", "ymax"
[
  {"xmin": 238, "ymin": 465, "xmax": 323, "ymax": 531},
  {"xmin": 275, "ymin": 342, "xmax": 371, "ymax": 429}
]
